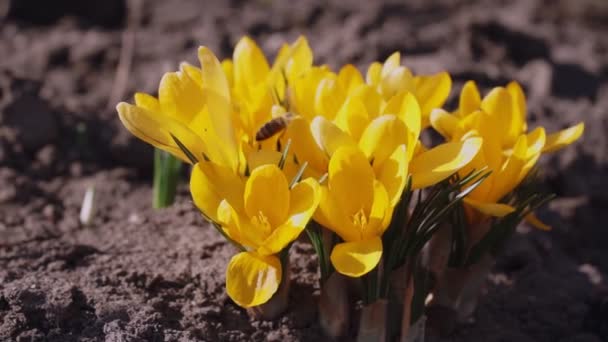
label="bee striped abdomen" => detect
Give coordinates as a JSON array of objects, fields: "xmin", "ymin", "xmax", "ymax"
[{"xmin": 255, "ymin": 113, "xmax": 294, "ymax": 141}]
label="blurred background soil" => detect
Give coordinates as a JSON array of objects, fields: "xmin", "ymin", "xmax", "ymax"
[{"xmin": 0, "ymin": 0, "xmax": 607, "ymax": 341}]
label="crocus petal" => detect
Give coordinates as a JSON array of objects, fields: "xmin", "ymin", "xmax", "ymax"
[
  {"xmin": 234, "ymin": 36, "xmax": 270, "ymax": 90},
  {"xmin": 492, "ymin": 135, "xmax": 527, "ymax": 201},
  {"xmin": 315, "ymin": 76, "xmax": 345, "ymax": 120},
  {"xmin": 226, "ymin": 252, "xmax": 282, "ymax": 308},
  {"xmin": 358, "ymin": 114, "xmax": 408, "ymax": 172},
  {"xmin": 414, "ymin": 71, "xmax": 452, "ymax": 117},
  {"xmin": 365, "ymin": 180, "xmax": 391, "ymax": 237},
  {"xmin": 284, "ymin": 36, "xmax": 313, "ymax": 81},
  {"xmin": 330, "ymin": 238, "xmax": 383, "ymax": 278},
  {"xmin": 480, "ymin": 87, "xmax": 515, "ymax": 146},
  {"xmin": 311, "ymin": 116, "xmax": 357, "ymax": 157},
  {"xmin": 198, "ymin": 46, "xmax": 239, "ymax": 171},
  {"xmin": 410, "ymin": 137, "xmax": 483, "ymax": 189},
  {"xmin": 542, "ymin": 123, "xmax": 585, "ymax": 153},
  {"xmin": 366, "ymin": 62, "xmax": 382, "ymax": 85},
  {"xmin": 459, "ymin": 81, "xmax": 481, "ymax": 117},
  {"xmin": 158, "ymin": 70, "xmax": 205, "ymax": 125},
  {"xmin": 314, "ymin": 186, "xmax": 359, "ymax": 242},
  {"xmin": 258, "ymin": 178, "xmax": 320, "ymax": 256},
  {"xmin": 381, "ymin": 52, "xmax": 401, "ymax": 78},
  {"xmin": 524, "ymin": 212, "xmax": 551, "ymax": 231},
  {"xmin": 244, "ymin": 164, "xmax": 290, "ymax": 228},
  {"xmin": 377, "ymin": 145, "xmax": 408, "ymax": 207},
  {"xmin": 429, "ymin": 108, "xmax": 459, "ymax": 139},
  {"xmin": 351, "ymin": 84, "xmax": 383, "ymax": 118},
  {"xmin": 328, "ymin": 146, "xmax": 375, "ymax": 217},
  {"xmin": 246, "ymin": 150, "xmax": 282, "ymax": 171},
  {"xmin": 134, "ymin": 92, "xmax": 161, "ymax": 113},
  {"xmin": 285, "ymin": 116, "xmax": 329, "ymax": 174},
  {"xmin": 116, "ymin": 102, "xmax": 206, "ymax": 164},
  {"xmin": 334, "ymin": 97, "xmax": 369, "ymax": 141},
  {"xmin": 463, "ymin": 198, "xmax": 515, "ymax": 217},
  {"xmin": 526, "ymin": 126, "xmax": 546, "ymax": 158},
  {"xmin": 217, "ymin": 199, "xmax": 262, "ymax": 249},
  {"xmin": 507, "ymin": 81, "xmax": 527, "ymax": 132},
  {"xmin": 338, "ymin": 64, "xmax": 365, "ymax": 94},
  {"xmin": 190, "ymin": 161, "xmax": 245, "ymax": 223}
]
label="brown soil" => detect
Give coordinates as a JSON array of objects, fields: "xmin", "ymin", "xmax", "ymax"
[{"xmin": 1, "ymin": 0, "xmax": 607, "ymax": 341}]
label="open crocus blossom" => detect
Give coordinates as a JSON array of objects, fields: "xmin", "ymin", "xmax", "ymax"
[
  {"xmin": 430, "ymin": 80, "xmax": 585, "ymax": 152},
  {"xmin": 191, "ymin": 162, "xmax": 320, "ymax": 307},
  {"xmin": 287, "ymin": 86, "xmax": 483, "ymax": 194},
  {"xmin": 365, "ymin": 52, "xmax": 452, "ymax": 125},
  {"xmin": 116, "ymin": 36, "xmax": 314, "ymax": 175},
  {"xmin": 314, "ymin": 146, "xmax": 392, "ymax": 277},
  {"xmin": 430, "ymin": 81, "xmax": 584, "ymax": 230}
]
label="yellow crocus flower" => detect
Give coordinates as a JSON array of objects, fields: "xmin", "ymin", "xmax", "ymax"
[
  {"xmin": 430, "ymin": 80, "xmax": 585, "ymax": 152},
  {"xmin": 286, "ymin": 89, "xmax": 482, "ymax": 193},
  {"xmin": 366, "ymin": 52, "xmax": 452, "ymax": 124},
  {"xmin": 314, "ymin": 146, "xmax": 392, "ymax": 277},
  {"xmin": 190, "ymin": 162, "xmax": 320, "ymax": 307},
  {"xmin": 430, "ymin": 81, "xmax": 584, "ymax": 230},
  {"xmin": 116, "ymin": 46, "xmax": 240, "ymax": 172}
]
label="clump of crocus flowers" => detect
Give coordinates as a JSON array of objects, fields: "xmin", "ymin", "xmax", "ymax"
[{"xmin": 116, "ymin": 36, "xmax": 584, "ymax": 341}]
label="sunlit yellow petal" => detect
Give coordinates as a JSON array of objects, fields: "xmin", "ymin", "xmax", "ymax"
[
  {"xmin": 244, "ymin": 164, "xmax": 290, "ymax": 228},
  {"xmin": 190, "ymin": 161, "xmax": 245, "ymax": 223},
  {"xmin": 330, "ymin": 238, "xmax": 383, "ymax": 278},
  {"xmin": 366, "ymin": 180, "xmax": 391, "ymax": 237},
  {"xmin": 226, "ymin": 252, "xmax": 282, "ymax": 308},
  {"xmin": 311, "ymin": 116, "xmax": 357, "ymax": 157},
  {"xmin": 526, "ymin": 126, "xmax": 546, "ymax": 158},
  {"xmin": 414, "ymin": 71, "xmax": 452, "ymax": 117},
  {"xmin": 507, "ymin": 81, "xmax": 527, "ymax": 132},
  {"xmin": 315, "ymin": 76, "xmax": 345, "ymax": 120},
  {"xmin": 198, "ymin": 46, "xmax": 239, "ymax": 171},
  {"xmin": 463, "ymin": 198, "xmax": 515, "ymax": 217},
  {"xmin": 481, "ymin": 87, "xmax": 514, "ymax": 146},
  {"xmin": 258, "ymin": 178, "xmax": 320, "ymax": 255},
  {"xmin": 221, "ymin": 60, "xmax": 234, "ymax": 87},
  {"xmin": 284, "ymin": 117, "xmax": 328, "ymax": 174},
  {"xmin": 358, "ymin": 114, "xmax": 408, "ymax": 173},
  {"xmin": 328, "ymin": 146, "xmax": 375, "ymax": 216},
  {"xmin": 158, "ymin": 71, "xmax": 205, "ymax": 124},
  {"xmin": 134, "ymin": 92, "xmax": 161, "ymax": 113},
  {"xmin": 410, "ymin": 137, "xmax": 483, "ymax": 189},
  {"xmin": 247, "ymin": 150, "xmax": 282, "ymax": 171},
  {"xmin": 542, "ymin": 122, "xmax": 585, "ymax": 153},
  {"xmin": 180, "ymin": 62, "xmax": 204, "ymax": 88},
  {"xmin": 366, "ymin": 62, "xmax": 382, "ymax": 85},
  {"xmin": 338, "ymin": 64, "xmax": 364, "ymax": 94},
  {"xmin": 377, "ymin": 145, "xmax": 408, "ymax": 207},
  {"xmin": 116, "ymin": 102, "xmax": 205, "ymax": 164},
  {"xmin": 234, "ymin": 36, "xmax": 270, "ymax": 89},
  {"xmin": 314, "ymin": 186, "xmax": 359, "ymax": 242},
  {"xmin": 492, "ymin": 135, "xmax": 527, "ymax": 201},
  {"xmin": 334, "ymin": 97, "xmax": 369, "ymax": 141},
  {"xmin": 430, "ymin": 108, "xmax": 459, "ymax": 139},
  {"xmin": 459, "ymin": 81, "xmax": 481, "ymax": 117},
  {"xmin": 352, "ymin": 84, "xmax": 383, "ymax": 118}
]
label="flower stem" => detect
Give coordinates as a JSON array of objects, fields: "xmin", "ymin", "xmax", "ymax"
[
  {"xmin": 153, "ymin": 148, "xmax": 182, "ymax": 208},
  {"xmin": 319, "ymin": 272, "xmax": 350, "ymax": 338}
]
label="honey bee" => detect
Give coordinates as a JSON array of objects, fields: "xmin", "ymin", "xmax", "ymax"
[{"xmin": 255, "ymin": 112, "xmax": 296, "ymax": 141}]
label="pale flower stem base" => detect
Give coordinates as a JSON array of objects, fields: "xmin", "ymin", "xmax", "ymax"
[
  {"xmin": 357, "ymin": 299, "xmax": 388, "ymax": 342},
  {"xmin": 319, "ymin": 272, "xmax": 351, "ymax": 338},
  {"xmin": 431, "ymin": 254, "xmax": 495, "ymax": 324},
  {"xmin": 247, "ymin": 267, "xmax": 291, "ymax": 320}
]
